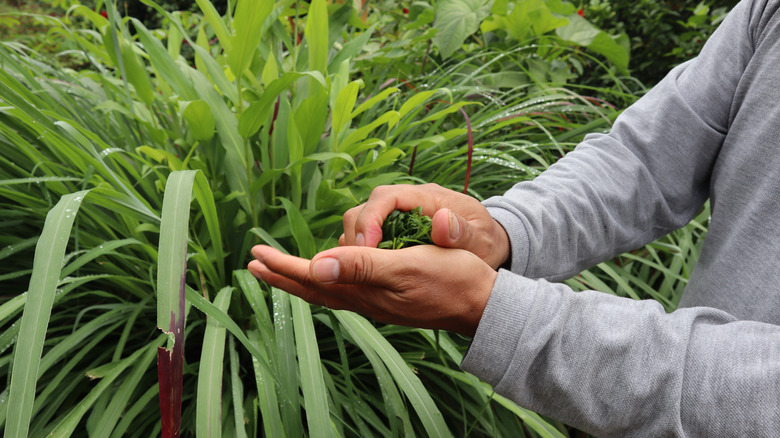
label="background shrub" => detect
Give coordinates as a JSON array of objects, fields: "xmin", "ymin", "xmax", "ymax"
[{"xmin": 584, "ymin": 0, "xmax": 738, "ymax": 85}]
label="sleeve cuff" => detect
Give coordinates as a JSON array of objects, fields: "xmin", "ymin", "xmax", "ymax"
[
  {"xmin": 461, "ymin": 269, "xmax": 538, "ymax": 386},
  {"xmin": 485, "ymin": 203, "xmax": 531, "ymax": 275}
]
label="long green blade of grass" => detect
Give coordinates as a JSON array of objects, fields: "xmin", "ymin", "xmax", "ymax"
[
  {"xmin": 197, "ymin": 286, "xmax": 233, "ymax": 438},
  {"xmin": 4, "ymin": 189, "xmax": 90, "ymax": 438},
  {"xmin": 48, "ymin": 340, "xmax": 162, "ymax": 437},
  {"xmin": 91, "ymin": 334, "xmax": 163, "ymax": 435},
  {"xmin": 157, "ymin": 170, "xmax": 196, "ymax": 331},
  {"xmin": 336, "ymin": 311, "xmax": 453, "ymax": 438},
  {"xmin": 228, "ymin": 336, "xmax": 248, "ymax": 438},
  {"xmin": 290, "ymin": 296, "xmax": 332, "ymax": 437},
  {"xmin": 157, "ymin": 170, "xmax": 197, "ymax": 438}
]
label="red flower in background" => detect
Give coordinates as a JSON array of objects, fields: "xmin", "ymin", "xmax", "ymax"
[
  {"xmin": 403, "ymin": 7, "xmax": 409, "ymax": 14},
  {"xmin": 100, "ymin": 10, "xmax": 108, "ymax": 18},
  {"xmin": 577, "ymin": 8, "xmax": 584, "ymax": 17}
]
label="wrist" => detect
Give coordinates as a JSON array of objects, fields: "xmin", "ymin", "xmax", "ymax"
[{"xmin": 490, "ymin": 220, "xmax": 511, "ymax": 270}]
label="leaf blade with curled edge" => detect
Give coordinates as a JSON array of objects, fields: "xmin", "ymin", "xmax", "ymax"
[{"xmin": 378, "ymin": 207, "xmax": 433, "ymax": 249}]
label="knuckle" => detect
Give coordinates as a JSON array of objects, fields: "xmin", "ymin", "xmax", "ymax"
[
  {"xmin": 370, "ymin": 185, "xmax": 391, "ymax": 198},
  {"xmin": 351, "ymin": 252, "xmax": 374, "ymax": 284}
]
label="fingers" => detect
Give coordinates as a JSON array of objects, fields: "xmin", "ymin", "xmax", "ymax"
[
  {"xmin": 431, "ymin": 208, "xmax": 465, "ymax": 248},
  {"xmin": 311, "ymin": 246, "xmax": 403, "ymax": 287},
  {"xmin": 345, "ymin": 184, "xmax": 445, "ymax": 248},
  {"xmin": 248, "ymin": 246, "xmax": 352, "ymax": 309}
]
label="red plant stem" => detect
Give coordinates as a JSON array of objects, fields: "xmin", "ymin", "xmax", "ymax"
[
  {"xmin": 408, "ymin": 145, "xmax": 418, "ymax": 176},
  {"xmin": 268, "ymin": 96, "xmax": 281, "ymax": 163},
  {"xmin": 420, "ymin": 40, "xmax": 432, "ymax": 76},
  {"xmin": 158, "ymin": 273, "xmax": 186, "ymax": 438},
  {"xmin": 459, "ymin": 107, "xmax": 473, "ymax": 194}
]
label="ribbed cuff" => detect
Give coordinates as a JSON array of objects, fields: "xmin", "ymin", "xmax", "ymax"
[
  {"xmin": 461, "ymin": 269, "xmax": 538, "ymax": 386},
  {"xmin": 485, "ymin": 204, "xmax": 531, "ymax": 276}
]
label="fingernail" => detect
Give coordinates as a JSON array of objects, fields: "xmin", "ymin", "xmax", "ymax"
[
  {"xmin": 448, "ymin": 211, "xmax": 461, "ymax": 240},
  {"xmin": 313, "ymin": 258, "xmax": 340, "ymax": 284},
  {"xmin": 356, "ymin": 232, "xmax": 366, "ymax": 247}
]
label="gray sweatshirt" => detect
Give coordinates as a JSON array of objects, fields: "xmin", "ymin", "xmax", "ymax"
[{"xmin": 461, "ymin": 0, "xmax": 780, "ymax": 435}]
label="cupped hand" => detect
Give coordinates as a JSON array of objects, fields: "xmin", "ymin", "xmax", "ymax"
[
  {"xmin": 248, "ymin": 244, "xmax": 498, "ymax": 337},
  {"xmin": 340, "ymin": 183, "xmax": 511, "ymax": 270}
]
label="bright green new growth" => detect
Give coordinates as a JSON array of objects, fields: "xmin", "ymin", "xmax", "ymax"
[{"xmin": 379, "ymin": 207, "xmax": 434, "ymax": 250}]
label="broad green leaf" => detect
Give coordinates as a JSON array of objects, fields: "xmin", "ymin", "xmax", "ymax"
[
  {"xmin": 556, "ymin": 14, "xmax": 628, "ymax": 71},
  {"xmin": 5, "ymin": 190, "xmax": 90, "ymax": 438},
  {"xmin": 296, "ymin": 89, "xmax": 330, "ymax": 155},
  {"xmin": 433, "ymin": 0, "xmax": 493, "ymax": 58},
  {"xmin": 332, "ymin": 81, "xmax": 362, "ymax": 137},
  {"xmin": 228, "ymin": 0, "xmax": 273, "ymax": 76},
  {"xmin": 197, "ymin": 287, "xmax": 233, "ymax": 438},
  {"xmin": 306, "ymin": 0, "xmax": 329, "ymax": 74},
  {"xmin": 157, "ymin": 170, "xmax": 197, "ymax": 332},
  {"xmin": 261, "ymin": 48, "xmax": 279, "ymax": 86},
  {"xmin": 238, "ymin": 71, "xmax": 326, "ymax": 138},
  {"xmin": 182, "ymin": 100, "xmax": 216, "ymax": 142},
  {"xmin": 119, "ymin": 40, "xmax": 155, "ymax": 105},
  {"xmin": 195, "ymin": 0, "xmax": 232, "ymax": 52}
]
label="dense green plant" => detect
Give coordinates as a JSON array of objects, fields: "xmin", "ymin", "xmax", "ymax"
[
  {"xmin": 378, "ymin": 207, "xmax": 434, "ymax": 249},
  {"xmin": 583, "ymin": 0, "xmax": 737, "ymax": 85},
  {"xmin": 0, "ymin": 0, "xmax": 88, "ymax": 68},
  {"xmin": 0, "ymin": 0, "xmax": 705, "ymax": 436}
]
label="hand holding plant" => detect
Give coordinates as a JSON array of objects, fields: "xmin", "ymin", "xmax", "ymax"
[
  {"xmin": 248, "ymin": 244, "xmax": 497, "ymax": 337},
  {"xmin": 341, "ymin": 184, "xmax": 511, "ymax": 270}
]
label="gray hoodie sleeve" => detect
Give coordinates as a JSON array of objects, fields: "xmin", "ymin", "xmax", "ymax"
[
  {"xmin": 462, "ymin": 272, "xmax": 780, "ymax": 436},
  {"xmin": 462, "ymin": 0, "xmax": 780, "ymax": 435}
]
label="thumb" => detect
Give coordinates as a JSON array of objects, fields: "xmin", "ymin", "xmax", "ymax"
[
  {"xmin": 431, "ymin": 208, "xmax": 469, "ymax": 249},
  {"xmin": 310, "ymin": 247, "xmax": 393, "ymax": 286}
]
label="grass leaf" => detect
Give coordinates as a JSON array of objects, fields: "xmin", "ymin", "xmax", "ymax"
[
  {"xmin": 291, "ymin": 297, "xmax": 332, "ymax": 437},
  {"xmin": 4, "ymin": 189, "xmax": 90, "ymax": 438},
  {"xmin": 197, "ymin": 286, "xmax": 233, "ymax": 437}
]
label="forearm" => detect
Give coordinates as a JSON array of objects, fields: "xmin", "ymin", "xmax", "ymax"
[
  {"xmin": 484, "ymin": 0, "xmax": 757, "ymax": 280},
  {"xmin": 462, "ymin": 270, "xmax": 780, "ymax": 436}
]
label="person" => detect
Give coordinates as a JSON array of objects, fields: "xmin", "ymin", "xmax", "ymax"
[{"xmin": 248, "ymin": 0, "xmax": 780, "ymax": 434}]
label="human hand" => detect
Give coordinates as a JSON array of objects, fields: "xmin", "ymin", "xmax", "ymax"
[
  {"xmin": 248, "ymin": 244, "xmax": 498, "ymax": 337},
  {"xmin": 340, "ymin": 183, "xmax": 511, "ymax": 270}
]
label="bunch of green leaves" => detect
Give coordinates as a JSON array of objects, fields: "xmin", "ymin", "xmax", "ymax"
[{"xmin": 378, "ymin": 207, "xmax": 434, "ymax": 249}]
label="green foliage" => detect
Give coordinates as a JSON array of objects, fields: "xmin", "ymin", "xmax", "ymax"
[
  {"xmin": 584, "ymin": 0, "xmax": 737, "ymax": 85},
  {"xmin": 432, "ymin": 0, "xmax": 630, "ymax": 71},
  {"xmin": 378, "ymin": 207, "xmax": 434, "ymax": 250}
]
